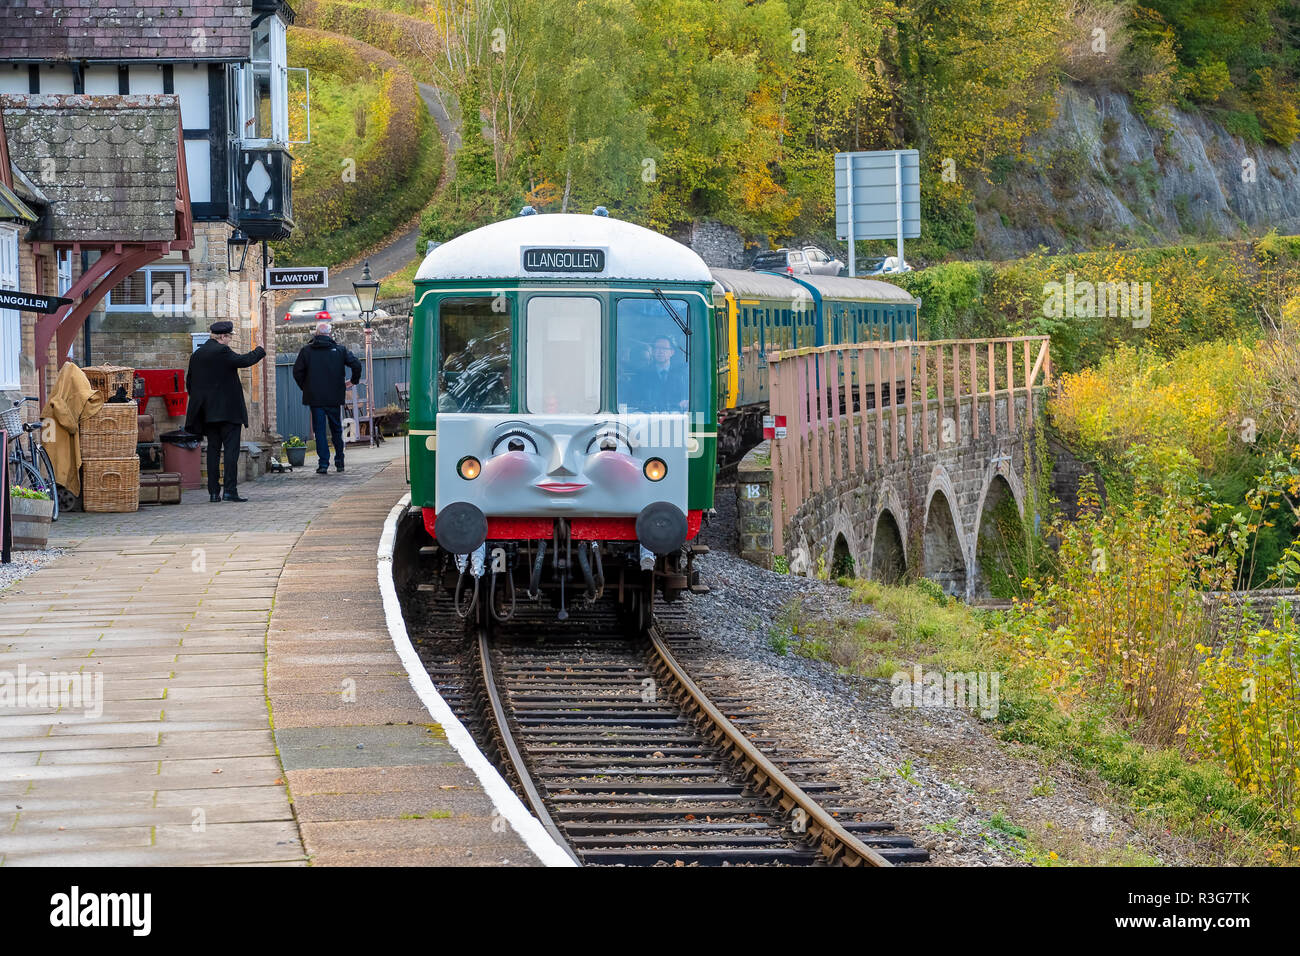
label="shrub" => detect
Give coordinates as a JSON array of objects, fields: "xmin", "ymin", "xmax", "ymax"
[
  {"xmin": 1002, "ymin": 457, "xmax": 1232, "ymax": 746},
  {"xmin": 1050, "ymin": 340, "xmax": 1260, "ymax": 474},
  {"xmin": 1251, "ymin": 68, "xmax": 1300, "ymax": 146},
  {"xmin": 1197, "ymin": 605, "xmax": 1300, "ymax": 842}
]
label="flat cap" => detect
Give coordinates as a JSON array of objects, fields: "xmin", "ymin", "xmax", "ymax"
[{"xmin": 209, "ymin": 320, "xmax": 234, "ymax": 334}]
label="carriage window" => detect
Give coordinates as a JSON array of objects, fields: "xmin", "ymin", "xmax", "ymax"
[
  {"xmin": 438, "ymin": 297, "xmax": 512, "ymax": 412},
  {"xmin": 527, "ymin": 296, "xmax": 601, "ymax": 414},
  {"xmin": 617, "ymin": 296, "xmax": 690, "ymax": 413}
]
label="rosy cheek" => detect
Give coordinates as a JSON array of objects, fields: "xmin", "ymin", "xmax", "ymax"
[
  {"xmin": 585, "ymin": 452, "xmax": 641, "ymax": 485},
  {"xmin": 483, "ymin": 452, "xmax": 541, "ymax": 487}
]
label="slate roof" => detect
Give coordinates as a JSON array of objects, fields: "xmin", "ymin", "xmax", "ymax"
[
  {"xmin": 1, "ymin": 94, "xmax": 181, "ymax": 242},
  {"xmin": 0, "ymin": 2, "xmax": 258, "ymax": 62}
]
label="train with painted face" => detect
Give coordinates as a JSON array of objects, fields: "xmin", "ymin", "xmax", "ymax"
[
  {"xmin": 409, "ymin": 209, "xmax": 917, "ymax": 629},
  {"xmin": 410, "ymin": 209, "xmax": 718, "ymax": 629}
]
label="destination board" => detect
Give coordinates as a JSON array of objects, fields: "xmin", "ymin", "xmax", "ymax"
[{"xmin": 521, "ymin": 247, "xmax": 606, "ymax": 273}]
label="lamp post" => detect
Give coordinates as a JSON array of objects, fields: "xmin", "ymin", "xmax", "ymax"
[{"xmin": 352, "ymin": 261, "xmax": 380, "ymax": 448}]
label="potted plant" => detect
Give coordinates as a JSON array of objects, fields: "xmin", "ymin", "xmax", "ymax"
[
  {"xmin": 284, "ymin": 435, "xmax": 307, "ymax": 468},
  {"xmin": 9, "ymin": 486, "xmax": 54, "ymax": 551}
]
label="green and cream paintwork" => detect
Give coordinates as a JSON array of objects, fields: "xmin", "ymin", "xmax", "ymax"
[{"xmin": 407, "ymin": 214, "xmax": 718, "ymax": 521}]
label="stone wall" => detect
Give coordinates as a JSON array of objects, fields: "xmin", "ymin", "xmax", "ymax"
[
  {"xmin": 1048, "ymin": 433, "xmax": 1106, "ymax": 518},
  {"xmin": 279, "ymin": 312, "xmax": 411, "ymax": 357},
  {"xmin": 736, "ymin": 442, "xmax": 774, "ymax": 569},
  {"xmin": 685, "ymin": 219, "xmax": 747, "ymax": 270}
]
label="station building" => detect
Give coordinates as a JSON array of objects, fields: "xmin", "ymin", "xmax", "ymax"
[{"xmin": 0, "ymin": 0, "xmax": 298, "ymax": 455}]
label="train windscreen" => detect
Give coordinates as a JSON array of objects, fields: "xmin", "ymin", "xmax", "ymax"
[
  {"xmin": 526, "ymin": 296, "xmax": 602, "ymax": 414},
  {"xmin": 437, "ymin": 296, "xmax": 512, "ymax": 413}
]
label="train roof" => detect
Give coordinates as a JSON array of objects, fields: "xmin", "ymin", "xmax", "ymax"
[
  {"xmin": 415, "ymin": 213, "xmax": 714, "ymax": 284},
  {"xmin": 709, "ymin": 268, "xmax": 804, "ymax": 299},
  {"xmin": 709, "ymin": 267, "xmax": 917, "ymax": 305},
  {"xmin": 789, "ymin": 273, "xmax": 918, "ymax": 304}
]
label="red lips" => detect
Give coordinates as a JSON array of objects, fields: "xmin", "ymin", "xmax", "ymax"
[{"xmin": 537, "ymin": 482, "xmax": 588, "ymax": 493}]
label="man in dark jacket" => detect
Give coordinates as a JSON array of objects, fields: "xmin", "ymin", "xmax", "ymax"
[
  {"xmin": 292, "ymin": 321, "xmax": 363, "ymax": 474},
  {"xmin": 629, "ymin": 334, "xmax": 689, "ymax": 412},
  {"xmin": 185, "ymin": 320, "xmax": 267, "ymax": 502}
]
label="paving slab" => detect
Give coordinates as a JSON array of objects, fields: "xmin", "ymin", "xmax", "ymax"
[
  {"xmin": 0, "ymin": 447, "xmax": 400, "ymax": 865},
  {"xmin": 0, "ymin": 440, "xmax": 543, "ymax": 867},
  {"xmin": 265, "ymin": 460, "xmax": 540, "ymax": 867}
]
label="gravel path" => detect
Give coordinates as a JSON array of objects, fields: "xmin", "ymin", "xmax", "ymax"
[
  {"xmin": 677, "ymin": 485, "xmax": 1197, "ymax": 866},
  {"xmin": 0, "ymin": 547, "xmax": 65, "ymax": 592}
]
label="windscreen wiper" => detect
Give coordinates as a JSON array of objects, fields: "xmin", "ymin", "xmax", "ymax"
[{"xmin": 652, "ymin": 288, "xmax": 691, "ymax": 338}]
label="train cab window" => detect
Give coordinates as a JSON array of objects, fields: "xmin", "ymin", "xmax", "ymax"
[
  {"xmin": 526, "ymin": 296, "xmax": 601, "ymax": 414},
  {"xmin": 437, "ymin": 296, "xmax": 512, "ymax": 412},
  {"xmin": 617, "ymin": 296, "xmax": 690, "ymax": 413}
]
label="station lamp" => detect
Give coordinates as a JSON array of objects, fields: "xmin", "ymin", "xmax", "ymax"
[
  {"xmin": 353, "ymin": 262, "xmax": 379, "ymax": 320},
  {"xmin": 227, "ymin": 228, "xmax": 250, "ymax": 274}
]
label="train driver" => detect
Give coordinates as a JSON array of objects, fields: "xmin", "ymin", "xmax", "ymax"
[{"xmin": 629, "ymin": 335, "xmax": 689, "ymax": 412}]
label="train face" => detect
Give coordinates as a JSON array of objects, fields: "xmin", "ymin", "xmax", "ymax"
[{"xmin": 410, "ymin": 211, "xmax": 717, "ymax": 629}]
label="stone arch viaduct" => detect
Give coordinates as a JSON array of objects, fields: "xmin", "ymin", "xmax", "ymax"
[{"xmin": 736, "ymin": 337, "xmax": 1050, "ymax": 601}]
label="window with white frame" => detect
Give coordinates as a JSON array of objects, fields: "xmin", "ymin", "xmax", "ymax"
[
  {"xmin": 235, "ymin": 14, "xmax": 289, "ymax": 144},
  {"xmin": 0, "ymin": 226, "xmax": 20, "ymax": 390},
  {"xmin": 106, "ymin": 265, "xmax": 191, "ymax": 313},
  {"xmin": 56, "ymin": 249, "xmax": 72, "ymax": 296}
]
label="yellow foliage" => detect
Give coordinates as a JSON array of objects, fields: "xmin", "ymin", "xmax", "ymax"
[
  {"xmin": 1050, "ymin": 341, "xmax": 1259, "ymax": 472},
  {"xmin": 1196, "ymin": 612, "xmax": 1300, "ymax": 833}
]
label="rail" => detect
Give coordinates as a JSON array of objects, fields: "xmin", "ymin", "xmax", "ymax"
[
  {"xmin": 647, "ymin": 626, "xmax": 891, "ymax": 866},
  {"xmin": 767, "ymin": 336, "xmax": 1051, "ymax": 551}
]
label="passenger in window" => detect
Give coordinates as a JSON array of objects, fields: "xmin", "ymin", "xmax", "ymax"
[{"xmin": 631, "ymin": 335, "xmax": 689, "ymax": 412}]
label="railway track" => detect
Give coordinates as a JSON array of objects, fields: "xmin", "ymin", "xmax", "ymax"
[{"xmin": 407, "ymin": 582, "xmax": 928, "ymax": 867}]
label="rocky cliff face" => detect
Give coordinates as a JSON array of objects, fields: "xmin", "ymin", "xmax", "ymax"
[{"xmin": 975, "ymin": 86, "xmax": 1300, "ymax": 259}]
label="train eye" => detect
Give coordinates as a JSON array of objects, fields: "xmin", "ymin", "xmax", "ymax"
[
  {"xmin": 588, "ymin": 431, "xmax": 631, "ymax": 454},
  {"xmin": 644, "ymin": 458, "xmax": 667, "ymax": 481},
  {"xmin": 458, "ymin": 456, "xmax": 481, "ymax": 480},
  {"xmin": 491, "ymin": 430, "xmax": 539, "ymax": 455}
]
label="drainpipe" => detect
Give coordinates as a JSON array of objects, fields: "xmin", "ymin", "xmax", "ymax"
[
  {"xmin": 80, "ymin": 250, "xmax": 91, "ymax": 366},
  {"xmin": 260, "ymin": 239, "xmax": 270, "ymax": 439}
]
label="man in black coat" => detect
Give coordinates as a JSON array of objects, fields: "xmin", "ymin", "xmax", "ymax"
[
  {"xmin": 292, "ymin": 321, "xmax": 362, "ymax": 474},
  {"xmin": 184, "ymin": 320, "xmax": 267, "ymax": 502},
  {"xmin": 629, "ymin": 334, "xmax": 689, "ymax": 412}
]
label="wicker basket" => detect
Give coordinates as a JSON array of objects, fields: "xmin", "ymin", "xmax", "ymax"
[
  {"xmin": 1, "ymin": 405, "xmax": 23, "ymax": 439},
  {"xmin": 82, "ymin": 457, "xmax": 140, "ymax": 513},
  {"xmin": 80, "ymin": 401, "xmax": 138, "ymax": 460},
  {"xmin": 83, "ymin": 365, "xmax": 134, "ymax": 404}
]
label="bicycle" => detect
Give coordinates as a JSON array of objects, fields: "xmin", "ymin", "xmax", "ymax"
[{"xmin": 4, "ymin": 396, "xmax": 59, "ymax": 521}]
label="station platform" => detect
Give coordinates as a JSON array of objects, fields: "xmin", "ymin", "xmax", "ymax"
[{"xmin": 0, "ymin": 442, "xmax": 545, "ymax": 867}]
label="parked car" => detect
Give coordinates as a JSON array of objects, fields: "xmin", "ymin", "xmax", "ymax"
[
  {"xmin": 861, "ymin": 255, "xmax": 912, "ymax": 277},
  {"xmin": 282, "ymin": 294, "xmax": 390, "ymax": 324},
  {"xmin": 750, "ymin": 246, "xmax": 845, "ymax": 276}
]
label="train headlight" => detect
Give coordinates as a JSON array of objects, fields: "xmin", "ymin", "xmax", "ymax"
[
  {"xmin": 458, "ymin": 456, "xmax": 481, "ymax": 480},
  {"xmin": 643, "ymin": 458, "xmax": 667, "ymax": 482}
]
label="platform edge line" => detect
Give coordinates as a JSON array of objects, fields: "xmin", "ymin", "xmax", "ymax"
[{"xmin": 376, "ymin": 494, "xmax": 577, "ymax": 867}]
